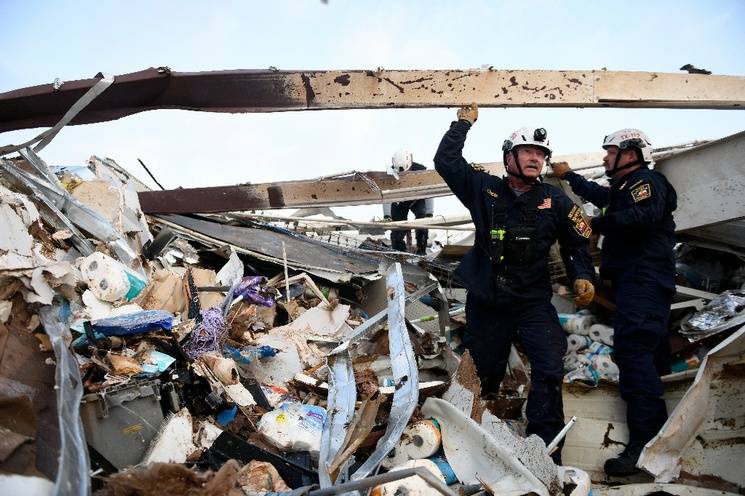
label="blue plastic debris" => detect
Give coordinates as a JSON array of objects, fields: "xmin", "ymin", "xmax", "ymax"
[
  {"xmin": 91, "ymin": 310, "xmax": 173, "ymax": 337},
  {"xmin": 216, "ymin": 405, "xmax": 239, "ymax": 426},
  {"xmin": 140, "ymin": 350, "xmax": 176, "ymax": 376},
  {"xmin": 223, "ymin": 344, "xmax": 278, "ymax": 365},
  {"xmin": 429, "ymin": 455, "xmax": 457, "ymax": 485}
]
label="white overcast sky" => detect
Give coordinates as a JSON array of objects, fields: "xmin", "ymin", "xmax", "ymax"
[{"xmin": 2, "ymin": 0, "xmax": 745, "ymax": 219}]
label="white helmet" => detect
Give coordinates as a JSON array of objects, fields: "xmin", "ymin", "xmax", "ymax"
[
  {"xmin": 602, "ymin": 129, "xmax": 653, "ymax": 163},
  {"xmin": 392, "ymin": 149, "xmax": 413, "ymax": 171},
  {"xmin": 502, "ymin": 127, "xmax": 552, "ymax": 158}
]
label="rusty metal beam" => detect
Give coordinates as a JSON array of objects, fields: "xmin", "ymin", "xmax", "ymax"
[
  {"xmin": 3, "ymin": 68, "xmax": 745, "ymax": 132},
  {"xmin": 147, "ymin": 146, "xmax": 717, "ymax": 214},
  {"xmin": 139, "ymin": 169, "xmax": 453, "ymax": 213}
]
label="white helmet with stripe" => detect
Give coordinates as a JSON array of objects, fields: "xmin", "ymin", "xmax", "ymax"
[{"xmin": 602, "ymin": 129, "xmax": 653, "ymax": 163}]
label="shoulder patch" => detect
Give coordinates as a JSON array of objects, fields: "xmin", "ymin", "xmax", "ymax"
[
  {"xmin": 631, "ymin": 183, "xmax": 652, "ymax": 203},
  {"xmin": 470, "ymin": 163, "xmax": 486, "ymax": 172},
  {"xmin": 568, "ymin": 205, "xmax": 592, "ymax": 238},
  {"xmin": 537, "ymin": 197, "xmax": 552, "ymax": 209},
  {"xmin": 628, "ymin": 179, "xmax": 644, "ymax": 190}
]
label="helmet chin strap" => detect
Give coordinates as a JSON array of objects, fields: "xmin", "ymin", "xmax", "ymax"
[
  {"xmin": 606, "ymin": 150, "xmax": 643, "ymax": 178},
  {"xmin": 506, "ymin": 150, "xmax": 541, "ymax": 184}
]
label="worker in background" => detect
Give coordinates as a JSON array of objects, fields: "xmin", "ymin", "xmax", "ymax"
[
  {"xmin": 552, "ymin": 129, "xmax": 677, "ymax": 476},
  {"xmin": 382, "ymin": 149, "xmax": 434, "ymax": 254},
  {"xmin": 434, "ymin": 103, "xmax": 595, "ymax": 463}
]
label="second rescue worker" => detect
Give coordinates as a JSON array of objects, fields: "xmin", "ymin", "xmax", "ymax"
[
  {"xmin": 434, "ymin": 103, "xmax": 595, "ymax": 461},
  {"xmin": 552, "ymin": 129, "xmax": 677, "ymax": 476}
]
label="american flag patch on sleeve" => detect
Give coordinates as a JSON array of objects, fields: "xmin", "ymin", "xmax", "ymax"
[{"xmin": 537, "ymin": 197, "xmax": 552, "ymax": 209}]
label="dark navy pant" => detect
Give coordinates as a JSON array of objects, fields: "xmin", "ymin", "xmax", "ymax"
[
  {"xmin": 611, "ymin": 270, "xmax": 672, "ymax": 445},
  {"xmin": 464, "ymin": 294, "xmax": 567, "ymax": 453},
  {"xmin": 390, "ymin": 200, "xmax": 428, "ymax": 253}
]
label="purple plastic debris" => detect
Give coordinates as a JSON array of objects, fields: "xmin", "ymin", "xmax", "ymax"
[
  {"xmin": 232, "ymin": 276, "xmax": 275, "ymax": 307},
  {"xmin": 183, "ymin": 307, "xmax": 228, "ymax": 359}
]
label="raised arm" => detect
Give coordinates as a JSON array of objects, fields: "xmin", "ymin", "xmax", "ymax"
[{"xmin": 433, "ymin": 104, "xmax": 483, "ymax": 209}]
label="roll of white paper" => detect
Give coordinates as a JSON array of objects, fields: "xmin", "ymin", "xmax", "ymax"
[
  {"xmin": 566, "ymin": 334, "xmax": 592, "ymax": 353},
  {"xmin": 592, "ymin": 354, "xmax": 619, "ymax": 382},
  {"xmin": 561, "ymin": 313, "xmax": 596, "ymax": 335},
  {"xmin": 401, "ymin": 419, "xmax": 442, "ymax": 459},
  {"xmin": 589, "ymin": 323, "xmax": 614, "ymax": 346}
]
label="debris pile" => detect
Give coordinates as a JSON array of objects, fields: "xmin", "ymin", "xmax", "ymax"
[{"xmin": 1, "ymin": 145, "xmax": 744, "ymax": 496}]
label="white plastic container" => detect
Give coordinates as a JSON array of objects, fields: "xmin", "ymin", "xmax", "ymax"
[
  {"xmin": 79, "ymin": 252, "xmax": 146, "ymax": 303},
  {"xmin": 257, "ymin": 402, "xmax": 326, "ymax": 457}
]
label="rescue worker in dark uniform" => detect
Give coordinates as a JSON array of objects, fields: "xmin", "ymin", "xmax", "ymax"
[
  {"xmin": 552, "ymin": 129, "xmax": 677, "ymax": 476},
  {"xmin": 434, "ymin": 103, "xmax": 595, "ymax": 462},
  {"xmin": 383, "ymin": 149, "xmax": 434, "ymax": 254}
]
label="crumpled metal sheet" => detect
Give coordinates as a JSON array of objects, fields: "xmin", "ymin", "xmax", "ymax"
[
  {"xmin": 1, "ymin": 149, "xmax": 139, "ymax": 268},
  {"xmin": 351, "ymin": 263, "xmax": 419, "ymax": 480},
  {"xmin": 639, "ymin": 325, "xmax": 745, "ymax": 486},
  {"xmin": 330, "ymin": 281, "xmax": 437, "ymax": 355},
  {"xmin": 318, "ymin": 352, "xmax": 356, "ymax": 487},
  {"xmin": 1, "ymin": 156, "xmax": 95, "ymax": 257},
  {"xmin": 422, "ymin": 397, "xmax": 549, "ymax": 496}
]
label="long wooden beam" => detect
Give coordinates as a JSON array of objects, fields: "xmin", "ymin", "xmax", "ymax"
[{"xmin": 2, "ymin": 68, "xmax": 744, "ymax": 132}]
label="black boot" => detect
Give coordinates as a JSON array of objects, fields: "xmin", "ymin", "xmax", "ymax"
[{"xmin": 604, "ymin": 439, "xmax": 645, "ymax": 476}]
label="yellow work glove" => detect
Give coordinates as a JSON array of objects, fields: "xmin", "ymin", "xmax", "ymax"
[
  {"xmin": 457, "ymin": 103, "xmax": 478, "ymax": 124},
  {"xmin": 551, "ymin": 161, "xmax": 571, "ymax": 179},
  {"xmin": 574, "ymin": 279, "xmax": 595, "ymax": 307}
]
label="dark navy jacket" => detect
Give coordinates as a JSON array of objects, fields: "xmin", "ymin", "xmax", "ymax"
[
  {"xmin": 564, "ymin": 166, "xmax": 677, "ymax": 289},
  {"xmin": 434, "ymin": 120, "xmax": 594, "ymax": 304}
]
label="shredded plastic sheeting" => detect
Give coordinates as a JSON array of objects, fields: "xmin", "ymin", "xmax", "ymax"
[
  {"xmin": 682, "ymin": 289, "xmax": 745, "ymax": 339},
  {"xmin": 232, "ymin": 276, "xmax": 275, "ymax": 307},
  {"xmin": 91, "ymin": 309, "xmax": 173, "ymax": 337},
  {"xmin": 39, "ymin": 303, "xmax": 90, "ymax": 496},
  {"xmin": 183, "ymin": 308, "xmax": 228, "ymax": 359}
]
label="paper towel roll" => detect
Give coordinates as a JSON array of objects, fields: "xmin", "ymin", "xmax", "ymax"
[
  {"xmin": 588, "ymin": 341, "xmax": 612, "ymax": 355},
  {"xmin": 564, "ymin": 351, "xmax": 591, "ymax": 372},
  {"xmin": 203, "ymin": 355, "xmax": 240, "ymax": 385},
  {"xmin": 401, "ymin": 419, "xmax": 442, "ymax": 459},
  {"xmin": 563, "ymin": 352, "xmax": 581, "ymax": 373},
  {"xmin": 592, "ymin": 354, "xmax": 619, "ymax": 382},
  {"xmin": 560, "ymin": 313, "xmax": 596, "ymax": 335},
  {"xmin": 566, "ymin": 334, "xmax": 592, "ymax": 353},
  {"xmin": 589, "ymin": 323, "xmax": 614, "ymax": 346}
]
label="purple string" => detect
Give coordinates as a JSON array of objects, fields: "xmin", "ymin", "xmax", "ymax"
[{"xmin": 183, "ymin": 307, "xmax": 228, "ymax": 359}]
